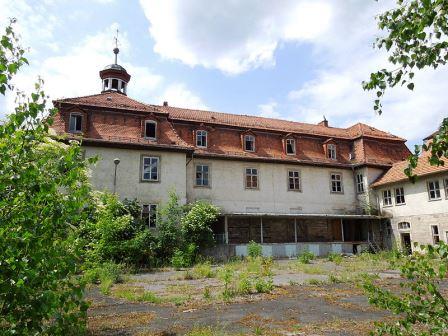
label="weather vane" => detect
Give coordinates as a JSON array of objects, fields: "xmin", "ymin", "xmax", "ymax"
[{"xmin": 113, "ymin": 29, "xmax": 120, "ymax": 64}]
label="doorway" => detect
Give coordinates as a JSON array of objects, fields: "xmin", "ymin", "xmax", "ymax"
[{"xmin": 400, "ymin": 232, "xmax": 412, "ymax": 255}]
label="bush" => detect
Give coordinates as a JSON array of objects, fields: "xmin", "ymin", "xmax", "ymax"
[
  {"xmin": 364, "ymin": 242, "xmax": 448, "ymax": 335},
  {"xmin": 83, "ymin": 262, "xmax": 125, "ymax": 294},
  {"xmin": 181, "ymin": 201, "xmax": 220, "ymax": 251},
  {"xmin": 171, "ymin": 243, "xmax": 198, "ymax": 269},
  {"xmin": 0, "ymin": 22, "xmax": 91, "ymax": 334},
  {"xmin": 247, "ymin": 240, "xmax": 263, "ymax": 258},
  {"xmin": 254, "ymin": 278, "xmax": 274, "ymax": 293},
  {"xmin": 298, "ymin": 250, "xmax": 315, "ymax": 264},
  {"xmin": 237, "ymin": 274, "xmax": 253, "ymax": 294}
]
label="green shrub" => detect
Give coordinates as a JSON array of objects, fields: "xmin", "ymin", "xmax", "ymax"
[
  {"xmin": 254, "ymin": 278, "xmax": 274, "ymax": 293},
  {"xmin": 171, "ymin": 243, "xmax": 198, "ymax": 269},
  {"xmin": 237, "ymin": 274, "xmax": 253, "ymax": 294},
  {"xmin": 181, "ymin": 200, "xmax": 220, "ymax": 251},
  {"xmin": 298, "ymin": 250, "xmax": 315, "ymax": 264},
  {"xmin": 327, "ymin": 252, "xmax": 343, "ymax": 264},
  {"xmin": 193, "ymin": 261, "xmax": 215, "ymax": 278},
  {"xmin": 220, "ymin": 266, "xmax": 235, "ymax": 300},
  {"xmin": 247, "ymin": 240, "xmax": 263, "ymax": 258}
]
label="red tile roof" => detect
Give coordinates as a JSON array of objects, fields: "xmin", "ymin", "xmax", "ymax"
[
  {"xmin": 52, "ymin": 92, "xmax": 410, "ymax": 167},
  {"xmin": 55, "ymin": 92, "xmax": 164, "ymax": 114},
  {"xmin": 371, "ymin": 150, "xmax": 448, "ymax": 187}
]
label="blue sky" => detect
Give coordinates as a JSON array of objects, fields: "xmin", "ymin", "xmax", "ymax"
[{"xmin": 1, "ymin": 0, "xmax": 447, "ymax": 148}]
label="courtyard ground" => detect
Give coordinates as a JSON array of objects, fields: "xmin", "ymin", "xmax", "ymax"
[{"xmin": 86, "ymin": 256, "xmax": 405, "ymax": 336}]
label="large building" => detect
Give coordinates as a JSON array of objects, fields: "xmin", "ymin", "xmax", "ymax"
[
  {"xmin": 371, "ymin": 143, "xmax": 448, "ymax": 254},
  {"xmin": 51, "ymin": 52, "xmax": 414, "ymax": 257}
]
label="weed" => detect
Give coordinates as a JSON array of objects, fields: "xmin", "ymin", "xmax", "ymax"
[
  {"xmin": 327, "ymin": 252, "xmax": 343, "ymax": 265},
  {"xmin": 237, "ymin": 274, "xmax": 253, "ymax": 294},
  {"xmin": 193, "ymin": 261, "xmax": 215, "ymax": 278},
  {"xmin": 254, "ymin": 278, "xmax": 274, "ymax": 293},
  {"xmin": 247, "ymin": 240, "xmax": 262, "ymax": 258},
  {"xmin": 203, "ymin": 286, "xmax": 211, "ymax": 300},
  {"xmin": 298, "ymin": 250, "xmax": 315, "ymax": 264},
  {"xmin": 307, "ymin": 278, "xmax": 327, "ymax": 286}
]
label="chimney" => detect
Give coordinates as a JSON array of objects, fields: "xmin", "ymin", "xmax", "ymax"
[
  {"xmin": 163, "ymin": 101, "xmax": 168, "ymax": 107},
  {"xmin": 318, "ymin": 116, "xmax": 328, "ymax": 127}
]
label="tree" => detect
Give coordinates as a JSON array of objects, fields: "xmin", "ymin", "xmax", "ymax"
[
  {"xmin": 363, "ymin": 0, "xmax": 448, "ymax": 177},
  {"xmin": 0, "ymin": 20, "xmax": 93, "ymax": 334},
  {"xmin": 363, "ymin": 242, "xmax": 448, "ymax": 335}
]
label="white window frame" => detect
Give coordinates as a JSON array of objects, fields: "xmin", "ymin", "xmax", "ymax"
[
  {"xmin": 327, "ymin": 144, "xmax": 337, "ymax": 160},
  {"xmin": 69, "ymin": 112, "xmax": 83, "ymax": 133},
  {"xmin": 286, "ymin": 138, "xmax": 296, "ymax": 155},
  {"xmin": 356, "ymin": 173, "xmax": 365, "ymax": 194},
  {"xmin": 196, "ymin": 130, "xmax": 208, "ymax": 148},
  {"xmin": 431, "ymin": 225, "xmax": 440, "ymax": 245},
  {"xmin": 244, "ymin": 135, "xmax": 255, "ymax": 152},
  {"xmin": 144, "ymin": 120, "xmax": 157, "ymax": 140},
  {"xmin": 330, "ymin": 172, "xmax": 343, "ymax": 193},
  {"xmin": 444, "ymin": 177, "xmax": 448, "ymax": 199},
  {"xmin": 288, "ymin": 170, "xmax": 301, "ymax": 191},
  {"xmin": 141, "ymin": 156, "xmax": 160, "ymax": 182},
  {"xmin": 142, "ymin": 204, "xmax": 157, "ymax": 228},
  {"xmin": 395, "ymin": 187, "xmax": 405, "ymax": 205},
  {"xmin": 245, "ymin": 168, "xmax": 258, "ymax": 189},
  {"xmin": 195, "ymin": 164, "xmax": 210, "ymax": 187},
  {"xmin": 427, "ymin": 180, "xmax": 442, "ymax": 200},
  {"xmin": 383, "ymin": 189, "xmax": 393, "ymax": 207}
]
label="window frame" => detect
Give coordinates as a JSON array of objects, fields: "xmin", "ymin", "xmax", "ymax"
[
  {"xmin": 195, "ymin": 163, "xmax": 210, "ymax": 187},
  {"xmin": 427, "ymin": 180, "xmax": 442, "ymax": 201},
  {"xmin": 68, "ymin": 112, "xmax": 83, "ymax": 133},
  {"xmin": 196, "ymin": 130, "xmax": 208, "ymax": 148},
  {"xmin": 383, "ymin": 189, "xmax": 393, "ymax": 207},
  {"xmin": 244, "ymin": 134, "xmax": 255, "ymax": 152},
  {"xmin": 431, "ymin": 225, "xmax": 440, "ymax": 245},
  {"xmin": 286, "ymin": 138, "xmax": 296, "ymax": 155},
  {"xmin": 287, "ymin": 170, "xmax": 301, "ymax": 192},
  {"xmin": 327, "ymin": 144, "xmax": 337, "ymax": 160},
  {"xmin": 443, "ymin": 177, "xmax": 448, "ymax": 199},
  {"xmin": 356, "ymin": 173, "xmax": 365, "ymax": 194},
  {"xmin": 144, "ymin": 120, "xmax": 157, "ymax": 140},
  {"xmin": 395, "ymin": 187, "xmax": 405, "ymax": 205},
  {"xmin": 245, "ymin": 167, "xmax": 259, "ymax": 189},
  {"xmin": 142, "ymin": 204, "xmax": 158, "ymax": 228},
  {"xmin": 330, "ymin": 172, "xmax": 344, "ymax": 194},
  {"xmin": 140, "ymin": 155, "xmax": 160, "ymax": 182},
  {"xmin": 398, "ymin": 222, "xmax": 411, "ymax": 231}
]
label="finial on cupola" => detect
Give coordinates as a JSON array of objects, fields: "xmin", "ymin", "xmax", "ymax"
[{"xmin": 99, "ymin": 28, "xmax": 131, "ymax": 95}]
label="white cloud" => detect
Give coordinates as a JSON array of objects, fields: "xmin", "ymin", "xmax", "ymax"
[
  {"xmin": 258, "ymin": 101, "xmax": 280, "ymax": 119},
  {"xmin": 155, "ymin": 83, "xmax": 208, "ymax": 110},
  {"xmin": 139, "ymin": 0, "xmax": 333, "ymax": 75}
]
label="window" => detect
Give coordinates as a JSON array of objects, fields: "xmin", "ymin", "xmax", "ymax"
[
  {"xmin": 444, "ymin": 177, "xmax": 448, "ymax": 198},
  {"xmin": 398, "ymin": 222, "xmax": 410, "ymax": 230},
  {"xmin": 245, "ymin": 168, "xmax": 258, "ymax": 189},
  {"xmin": 356, "ymin": 173, "xmax": 365, "ymax": 193},
  {"xmin": 286, "ymin": 139, "xmax": 296, "ymax": 155},
  {"xmin": 244, "ymin": 135, "xmax": 255, "ymax": 152},
  {"xmin": 427, "ymin": 180, "xmax": 441, "ymax": 200},
  {"xmin": 431, "ymin": 225, "xmax": 440, "ymax": 244},
  {"xmin": 196, "ymin": 130, "xmax": 207, "ymax": 148},
  {"xmin": 327, "ymin": 144, "xmax": 337, "ymax": 160},
  {"xmin": 141, "ymin": 156, "xmax": 159, "ymax": 181},
  {"xmin": 144, "ymin": 120, "xmax": 157, "ymax": 139},
  {"xmin": 330, "ymin": 173, "xmax": 343, "ymax": 193},
  {"xmin": 195, "ymin": 164, "xmax": 209, "ymax": 187},
  {"xmin": 288, "ymin": 170, "xmax": 301, "ymax": 191},
  {"xmin": 111, "ymin": 78, "xmax": 119, "ymax": 90},
  {"xmin": 69, "ymin": 113, "xmax": 82, "ymax": 133},
  {"xmin": 395, "ymin": 187, "xmax": 405, "ymax": 205},
  {"xmin": 142, "ymin": 204, "xmax": 157, "ymax": 228},
  {"xmin": 383, "ymin": 189, "xmax": 393, "ymax": 206}
]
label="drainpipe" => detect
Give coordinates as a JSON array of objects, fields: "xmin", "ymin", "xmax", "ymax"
[{"xmin": 113, "ymin": 158, "xmax": 120, "ymax": 194}]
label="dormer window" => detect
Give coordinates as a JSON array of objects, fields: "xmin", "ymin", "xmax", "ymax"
[
  {"xmin": 327, "ymin": 144, "xmax": 337, "ymax": 160},
  {"xmin": 244, "ymin": 135, "xmax": 255, "ymax": 152},
  {"xmin": 144, "ymin": 120, "xmax": 157, "ymax": 139},
  {"xmin": 196, "ymin": 130, "xmax": 207, "ymax": 148},
  {"xmin": 286, "ymin": 138, "xmax": 296, "ymax": 155},
  {"xmin": 69, "ymin": 113, "xmax": 82, "ymax": 133}
]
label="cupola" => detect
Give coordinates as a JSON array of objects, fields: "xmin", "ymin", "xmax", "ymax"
[{"xmin": 99, "ymin": 36, "xmax": 131, "ymax": 95}]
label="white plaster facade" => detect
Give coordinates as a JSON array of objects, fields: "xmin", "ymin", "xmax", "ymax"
[
  {"xmin": 374, "ymin": 172, "xmax": 448, "ymax": 249},
  {"xmin": 84, "ymin": 146, "xmax": 188, "ymax": 206},
  {"xmin": 187, "ymin": 158, "xmax": 359, "ymax": 215}
]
